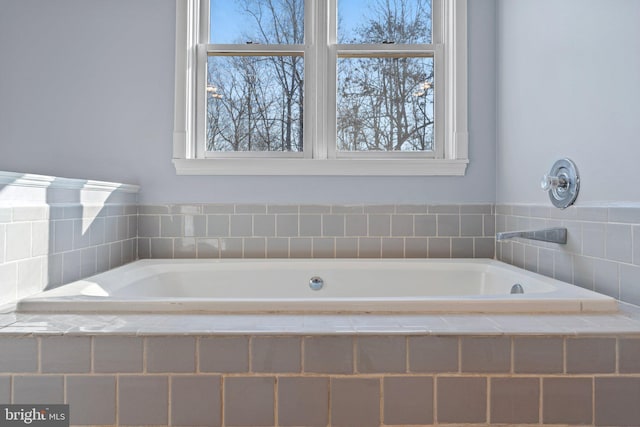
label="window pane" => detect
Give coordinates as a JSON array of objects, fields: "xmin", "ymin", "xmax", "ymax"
[
  {"xmin": 338, "ymin": 0, "xmax": 432, "ymax": 44},
  {"xmin": 337, "ymin": 56, "xmax": 434, "ymax": 152},
  {"xmin": 210, "ymin": 0, "xmax": 304, "ymax": 44},
  {"xmin": 207, "ymin": 55, "xmax": 304, "ymax": 152}
]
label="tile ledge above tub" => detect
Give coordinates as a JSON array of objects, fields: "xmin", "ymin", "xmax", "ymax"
[
  {"xmin": 1, "ymin": 303, "xmax": 640, "ymax": 336},
  {"xmin": 0, "ymin": 170, "xmax": 139, "ymax": 205}
]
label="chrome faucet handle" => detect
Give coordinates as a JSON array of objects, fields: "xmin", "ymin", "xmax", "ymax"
[
  {"xmin": 541, "ymin": 159, "xmax": 580, "ymax": 209},
  {"xmin": 540, "ymin": 173, "xmax": 568, "ymax": 192}
]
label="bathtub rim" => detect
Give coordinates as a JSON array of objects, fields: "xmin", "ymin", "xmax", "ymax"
[{"xmin": 15, "ymin": 258, "xmax": 619, "ymax": 315}]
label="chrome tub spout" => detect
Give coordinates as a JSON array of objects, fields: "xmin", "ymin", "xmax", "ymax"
[{"xmin": 495, "ymin": 227, "xmax": 567, "ymax": 244}]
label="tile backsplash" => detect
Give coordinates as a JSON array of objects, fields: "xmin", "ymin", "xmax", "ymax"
[
  {"xmin": 0, "ymin": 171, "xmax": 139, "ymax": 304},
  {"xmin": 496, "ymin": 204, "xmax": 640, "ymax": 307},
  {"xmin": 2, "ymin": 333, "xmax": 640, "ymax": 426},
  {"xmin": 0, "ymin": 203, "xmax": 137, "ymax": 303},
  {"xmin": 5, "ymin": 169, "xmax": 640, "ymax": 311},
  {"xmin": 137, "ymin": 204, "xmax": 496, "ymax": 260}
]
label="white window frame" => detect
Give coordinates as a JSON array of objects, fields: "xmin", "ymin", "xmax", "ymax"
[{"xmin": 173, "ymin": 0, "xmax": 467, "ymax": 175}]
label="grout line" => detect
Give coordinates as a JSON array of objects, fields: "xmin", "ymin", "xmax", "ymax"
[
  {"xmin": 37, "ymin": 336, "xmax": 42, "ymax": 374},
  {"xmin": 538, "ymin": 376, "xmax": 543, "ymax": 424},
  {"xmin": 432, "ymin": 375, "xmax": 438, "ymax": 424},
  {"xmin": 615, "ymin": 336, "xmax": 620, "ymax": 374},
  {"xmin": 167, "ymin": 374, "xmax": 172, "ymax": 427},
  {"xmin": 327, "ymin": 376, "xmax": 332, "ymax": 427},
  {"xmin": 195, "ymin": 337, "xmax": 200, "ymax": 374},
  {"xmin": 9, "ymin": 374, "xmax": 13, "ymax": 404},
  {"xmin": 142, "ymin": 337, "xmax": 147, "ymax": 374},
  {"xmin": 486, "ymin": 375, "xmax": 491, "ymax": 424},
  {"xmin": 90, "ymin": 336, "xmax": 94, "ymax": 374},
  {"xmin": 379, "ymin": 374, "xmax": 384, "ymax": 425},
  {"xmin": 300, "ymin": 335, "xmax": 305, "ymax": 373},
  {"xmin": 221, "ymin": 376, "xmax": 226, "ymax": 427},
  {"xmin": 563, "ymin": 337, "xmax": 567, "ymax": 374},
  {"xmin": 273, "ymin": 375, "xmax": 278, "ymax": 427},
  {"xmin": 457, "ymin": 337, "xmax": 462, "ymax": 373},
  {"xmin": 510, "ymin": 336, "xmax": 514, "ymax": 374},
  {"xmin": 115, "ymin": 374, "xmax": 119, "ymax": 427},
  {"xmin": 62, "ymin": 374, "xmax": 67, "ymax": 406},
  {"xmin": 405, "ymin": 336, "xmax": 410, "ymax": 373},
  {"xmin": 353, "ymin": 337, "xmax": 358, "ymax": 374},
  {"xmin": 248, "ymin": 336, "xmax": 253, "ymax": 374},
  {"xmin": 591, "ymin": 376, "xmax": 595, "ymax": 425}
]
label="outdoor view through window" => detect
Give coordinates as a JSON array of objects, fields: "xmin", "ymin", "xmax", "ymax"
[{"xmin": 207, "ymin": 0, "xmax": 434, "ymax": 154}]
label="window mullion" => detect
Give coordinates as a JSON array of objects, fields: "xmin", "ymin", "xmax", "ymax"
[
  {"xmin": 303, "ymin": 0, "xmax": 315, "ymax": 159},
  {"xmin": 432, "ymin": 0, "xmax": 443, "ymax": 44},
  {"xmin": 195, "ymin": 0, "xmax": 209, "ymax": 159},
  {"xmin": 336, "ymin": 44, "xmax": 438, "ymax": 57},
  {"xmin": 307, "ymin": 0, "xmax": 331, "ymax": 160},
  {"xmin": 434, "ymin": 43, "xmax": 445, "ymax": 159},
  {"xmin": 325, "ymin": 46, "xmax": 337, "ymax": 159},
  {"xmin": 442, "ymin": 0, "xmax": 467, "ymax": 161},
  {"xmin": 323, "ymin": 0, "xmax": 337, "ymax": 160},
  {"xmin": 195, "ymin": 44, "xmax": 208, "ymax": 159},
  {"xmin": 205, "ymin": 44, "xmax": 306, "ymax": 55},
  {"xmin": 199, "ymin": 0, "xmax": 209, "ymax": 43}
]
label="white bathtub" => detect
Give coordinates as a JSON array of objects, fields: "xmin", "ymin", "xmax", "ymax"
[{"xmin": 16, "ymin": 259, "xmax": 617, "ymax": 314}]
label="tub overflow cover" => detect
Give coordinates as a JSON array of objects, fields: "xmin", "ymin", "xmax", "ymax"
[
  {"xmin": 510, "ymin": 283, "xmax": 524, "ymax": 294},
  {"xmin": 309, "ymin": 276, "xmax": 324, "ymax": 291}
]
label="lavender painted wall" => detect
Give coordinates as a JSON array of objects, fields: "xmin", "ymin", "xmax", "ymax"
[
  {"xmin": 0, "ymin": 0, "xmax": 497, "ymax": 204},
  {"xmin": 496, "ymin": 0, "xmax": 640, "ymax": 205}
]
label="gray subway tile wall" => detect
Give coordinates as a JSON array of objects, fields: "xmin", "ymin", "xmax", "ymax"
[
  {"xmin": 66, "ymin": 376, "xmax": 117, "ymax": 425},
  {"xmin": 40, "ymin": 336, "xmax": 91, "ymax": 373},
  {"xmin": 620, "ymin": 263, "xmax": 640, "ymax": 306},
  {"xmin": 174, "ymin": 237, "xmax": 197, "ymax": 258},
  {"xmin": 200, "ymin": 336, "xmax": 249, "ymax": 373},
  {"xmin": 277, "ymin": 377, "xmax": 329, "ymax": 427},
  {"xmin": 12, "ymin": 375, "xmax": 64, "ymax": 404},
  {"xmin": 0, "ymin": 337, "xmax": 38, "ymax": 372},
  {"xmin": 304, "ymin": 335, "xmax": 354, "ymax": 374},
  {"xmin": 251, "ymin": 336, "xmax": 301, "ymax": 373},
  {"xmin": 330, "ymin": 378, "xmax": 380, "ymax": 427},
  {"xmin": 490, "ymin": 377, "xmax": 540, "ymax": 424},
  {"xmin": 0, "ymin": 334, "xmax": 640, "ymax": 425},
  {"xmin": 356, "ymin": 335, "xmax": 406, "ymax": 373},
  {"xmin": 118, "ymin": 375, "xmax": 168, "ymax": 426},
  {"xmin": 595, "ymin": 377, "xmax": 640, "ymax": 426},
  {"xmin": 437, "ymin": 376, "xmax": 487, "ymax": 423},
  {"xmin": 460, "ymin": 336, "xmax": 511, "ymax": 373},
  {"xmin": 542, "ymin": 377, "xmax": 593, "ymax": 425},
  {"xmin": 137, "ymin": 204, "xmax": 495, "ymax": 260},
  {"xmin": 619, "ymin": 338, "xmax": 640, "ymax": 373},
  {"xmin": 409, "ymin": 336, "xmax": 459, "ymax": 372},
  {"xmin": 171, "ymin": 376, "xmax": 222, "ymax": 427},
  {"xmin": 0, "ymin": 203, "xmax": 137, "ymax": 304},
  {"xmin": 93, "ymin": 336, "xmax": 143, "ymax": 373},
  {"xmin": 383, "ymin": 376, "xmax": 434, "ymax": 425},
  {"xmin": 513, "ymin": 336, "xmax": 564, "ymax": 373},
  {"xmin": 566, "ymin": 337, "xmax": 616, "ymax": 374},
  {"xmin": 497, "ymin": 203, "xmax": 640, "ymax": 306},
  {"xmin": 146, "ymin": 336, "xmax": 196, "ymax": 373},
  {"xmin": 0, "ymin": 224, "xmax": 5, "ymax": 263},
  {"xmin": 5, "ymin": 200, "xmax": 640, "ymax": 426},
  {"xmin": 224, "ymin": 376, "xmax": 275, "ymax": 426}
]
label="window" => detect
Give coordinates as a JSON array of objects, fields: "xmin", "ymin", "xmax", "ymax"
[{"xmin": 173, "ymin": 0, "xmax": 467, "ymax": 175}]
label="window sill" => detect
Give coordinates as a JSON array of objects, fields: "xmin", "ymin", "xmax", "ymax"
[{"xmin": 172, "ymin": 158, "xmax": 468, "ymax": 176}]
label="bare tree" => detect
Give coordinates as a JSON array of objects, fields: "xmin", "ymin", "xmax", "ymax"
[
  {"xmin": 337, "ymin": 0, "xmax": 434, "ymax": 152},
  {"xmin": 240, "ymin": 0, "xmax": 304, "ymax": 152},
  {"xmin": 206, "ymin": 0, "xmax": 304, "ymax": 153},
  {"xmin": 207, "ymin": 0, "xmax": 433, "ymax": 154}
]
